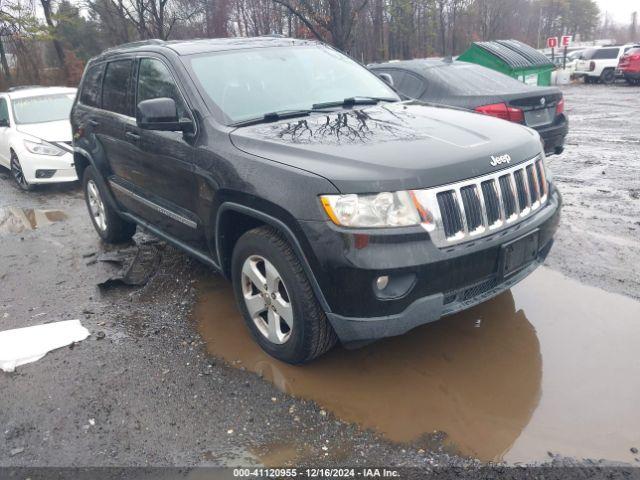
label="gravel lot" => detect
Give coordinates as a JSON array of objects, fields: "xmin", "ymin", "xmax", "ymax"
[
  {"xmin": 0, "ymin": 83, "xmax": 639, "ymax": 475},
  {"xmin": 543, "ymin": 83, "xmax": 640, "ymax": 299}
]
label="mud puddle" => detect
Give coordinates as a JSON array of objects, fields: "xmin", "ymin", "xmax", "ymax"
[
  {"xmin": 0, "ymin": 207, "xmax": 67, "ymax": 233},
  {"xmin": 195, "ymin": 267, "xmax": 640, "ymax": 463}
]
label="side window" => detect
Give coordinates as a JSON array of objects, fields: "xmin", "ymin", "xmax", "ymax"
[
  {"xmin": 102, "ymin": 60, "xmax": 133, "ymax": 116},
  {"xmin": 80, "ymin": 64, "xmax": 104, "ymax": 108},
  {"xmin": 592, "ymin": 48, "xmax": 619, "ymax": 60},
  {"xmin": 0, "ymin": 98, "xmax": 9, "ymax": 124},
  {"xmin": 137, "ymin": 58, "xmax": 188, "ymax": 118},
  {"xmin": 398, "ymin": 72, "xmax": 426, "ymax": 99}
]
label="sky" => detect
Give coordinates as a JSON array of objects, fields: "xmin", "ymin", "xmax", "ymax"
[{"xmin": 595, "ymin": 0, "xmax": 638, "ymax": 24}]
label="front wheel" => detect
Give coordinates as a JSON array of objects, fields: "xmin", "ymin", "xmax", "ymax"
[
  {"xmin": 10, "ymin": 152, "xmax": 33, "ymax": 191},
  {"xmin": 231, "ymin": 226, "xmax": 337, "ymax": 364},
  {"xmin": 82, "ymin": 166, "xmax": 136, "ymax": 243}
]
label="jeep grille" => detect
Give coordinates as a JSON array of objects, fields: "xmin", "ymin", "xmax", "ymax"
[{"xmin": 412, "ymin": 155, "xmax": 548, "ymax": 248}]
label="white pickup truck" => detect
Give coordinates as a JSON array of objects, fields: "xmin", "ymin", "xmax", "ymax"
[{"xmin": 575, "ymin": 44, "xmax": 640, "ymax": 83}]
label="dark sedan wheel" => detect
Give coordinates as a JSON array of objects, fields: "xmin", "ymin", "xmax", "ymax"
[
  {"xmin": 10, "ymin": 152, "xmax": 33, "ymax": 191},
  {"xmin": 232, "ymin": 226, "xmax": 337, "ymax": 364}
]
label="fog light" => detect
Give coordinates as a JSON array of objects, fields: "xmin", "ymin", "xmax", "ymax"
[
  {"xmin": 35, "ymin": 169, "xmax": 56, "ymax": 178},
  {"xmin": 376, "ymin": 275, "xmax": 389, "ymax": 290}
]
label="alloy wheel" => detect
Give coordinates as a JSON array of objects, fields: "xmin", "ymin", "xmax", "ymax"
[
  {"xmin": 86, "ymin": 179, "xmax": 107, "ymax": 232},
  {"xmin": 241, "ymin": 255, "xmax": 293, "ymax": 345},
  {"xmin": 10, "ymin": 155, "xmax": 29, "ymax": 190}
]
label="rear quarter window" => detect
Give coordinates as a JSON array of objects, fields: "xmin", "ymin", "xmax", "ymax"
[
  {"xmin": 102, "ymin": 59, "xmax": 134, "ymax": 116},
  {"xmin": 397, "ymin": 72, "xmax": 426, "ymax": 99},
  {"xmin": 80, "ymin": 64, "xmax": 104, "ymax": 108}
]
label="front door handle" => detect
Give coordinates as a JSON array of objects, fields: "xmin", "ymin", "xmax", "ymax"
[
  {"xmin": 125, "ymin": 131, "xmax": 140, "ymax": 142},
  {"xmin": 88, "ymin": 119, "xmax": 99, "ymax": 127}
]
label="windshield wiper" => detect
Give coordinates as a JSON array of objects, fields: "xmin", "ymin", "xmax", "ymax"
[
  {"xmin": 311, "ymin": 96, "xmax": 397, "ymax": 110},
  {"xmin": 231, "ymin": 109, "xmax": 313, "ymax": 127}
]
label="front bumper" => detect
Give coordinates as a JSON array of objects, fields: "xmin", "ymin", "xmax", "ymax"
[
  {"xmin": 19, "ymin": 151, "xmax": 78, "ymax": 184},
  {"xmin": 300, "ymin": 189, "xmax": 561, "ymax": 343}
]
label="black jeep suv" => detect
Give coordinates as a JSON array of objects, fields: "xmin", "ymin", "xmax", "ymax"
[{"xmin": 71, "ymin": 37, "xmax": 561, "ymax": 364}]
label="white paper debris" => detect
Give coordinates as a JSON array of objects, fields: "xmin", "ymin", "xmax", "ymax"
[{"xmin": 0, "ymin": 319, "xmax": 90, "ymax": 372}]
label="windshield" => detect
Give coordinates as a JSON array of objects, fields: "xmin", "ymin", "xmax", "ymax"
[
  {"xmin": 12, "ymin": 93, "xmax": 75, "ymax": 124},
  {"xmin": 186, "ymin": 45, "xmax": 399, "ymax": 124},
  {"xmin": 568, "ymin": 50, "xmax": 584, "ymax": 60}
]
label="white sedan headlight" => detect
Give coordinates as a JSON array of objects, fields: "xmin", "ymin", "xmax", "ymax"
[
  {"xmin": 320, "ymin": 191, "xmax": 422, "ymax": 228},
  {"xmin": 23, "ymin": 139, "xmax": 64, "ymax": 156}
]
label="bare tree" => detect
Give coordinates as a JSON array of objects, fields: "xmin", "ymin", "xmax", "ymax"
[{"xmin": 268, "ymin": 0, "xmax": 369, "ymax": 51}]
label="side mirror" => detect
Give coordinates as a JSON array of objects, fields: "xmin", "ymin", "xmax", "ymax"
[
  {"xmin": 0, "ymin": 118, "xmax": 9, "ymax": 128},
  {"xmin": 136, "ymin": 97, "xmax": 193, "ymax": 133},
  {"xmin": 378, "ymin": 73, "xmax": 394, "ymax": 87}
]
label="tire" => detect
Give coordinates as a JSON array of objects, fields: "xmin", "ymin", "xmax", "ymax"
[
  {"xmin": 231, "ymin": 226, "xmax": 337, "ymax": 364},
  {"xmin": 82, "ymin": 166, "xmax": 136, "ymax": 243},
  {"xmin": 600, "ymin": 68, "xmax": 615, "ymax": 84},
  {"xmin": 10, "ymin": 151, "xmax": 33, "ymax": 191}
]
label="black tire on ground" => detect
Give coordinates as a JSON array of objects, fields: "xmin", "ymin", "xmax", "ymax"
[
  {"xmin": 82, "ymin": 166, "xmax": 136, "ymax": 243},
  {"xmin": 600, "ymin": 69, "xmax": 616, "ymax": 84},
  {"xmin": 231, "ymin": 226, "xmax": 338, "ymax": 364},
  {"xmin": 10, "ymin": 151, "xmax": 34, "ymax": 191}
]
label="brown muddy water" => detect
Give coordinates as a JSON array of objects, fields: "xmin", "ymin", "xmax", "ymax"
[
  {"xmin": 0, "ymin": 207, "xmax": 67, "ymax": 234},
  {"xmin": 194, "ymin": 267, "xmax": 640, "ymax": 464}
]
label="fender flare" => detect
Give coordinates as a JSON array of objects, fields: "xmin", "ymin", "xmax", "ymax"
[
  {"xmin": 215, "ymin": 202, "xmax": 332, "ymax": 314},
  {"xmin": 73, "ymin": 146, "xmax": 121, "ymax": 212}
]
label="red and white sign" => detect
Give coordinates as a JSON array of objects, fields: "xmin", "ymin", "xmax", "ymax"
[
  {"xmin": 561, "ymin": 35, "xmax": 572, "ymax": 47},
  {"xmin": 547, "ymin": 37, "xmax": 558, "ymax": 49}
]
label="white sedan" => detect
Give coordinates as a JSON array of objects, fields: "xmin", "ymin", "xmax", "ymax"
[{"xmin": 0, "ymin": 86, "xmax": 78, "ymax": 190}]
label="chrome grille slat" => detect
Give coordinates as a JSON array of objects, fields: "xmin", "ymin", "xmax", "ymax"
[
  {"xmin": 493, "ymin": 177, "xmax": 507, "ymax": 223},
  {"xmin": 508, "ymin": 173, "xmax": 521, "ymax": 216},
  {"xmin": 498, "ymin": 175, "xmax": 517, "ymax": 220},
  {"xmin": 413, "ymin": 155, "xmax": 548, "ymax": 248},
  {"xmin": 475, "ymin": 181, "xmax": 489, "ymax": 228},
  {"xmin": 527, "ymin": 164, "xmax": 541, "ymax": 209},
  {"xmin": 455, "ymin": 188, "xmax": 469, "ymax": 235}
]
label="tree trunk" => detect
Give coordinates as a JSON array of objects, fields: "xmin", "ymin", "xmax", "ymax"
[
  {"xmin": 0, "ymin": 37, "xmax": 12, "ymax": 86},
  {"xmin": 40, "ymin": 0, "xmax": 69, "ymax": 81}
]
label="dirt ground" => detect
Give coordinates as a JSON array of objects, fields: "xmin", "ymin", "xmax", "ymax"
[
  {"xmin": 1, "ymin": 83, "xmax": 639, "ymax": 474},
  {"xmin": 543, "ymin": 83, "xmax": 640, "ymax": 299}
]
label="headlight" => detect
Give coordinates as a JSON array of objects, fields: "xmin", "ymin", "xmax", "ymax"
[
  {"xmin": 23, "ymin": 139, "xmax": 64, "ymax": 156},
  {"xmin": 320, "ymin": 191, "xmax": 422, "ymax": 228}
]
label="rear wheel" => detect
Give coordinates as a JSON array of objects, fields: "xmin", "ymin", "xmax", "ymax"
[
  {"xmin": 231, "ymin": 226, "xmax": 337, "ymax": 364},
  {"xmin": 82, "ymin": 166, "xmax": 136, "ymax": 243},
  {"xmin": 10, "ymin": 152, "xmax": 33, "ymax": 191},
  {"xmin": 600, "ymin": 68, "xmax": 615, "ymax": 84}
]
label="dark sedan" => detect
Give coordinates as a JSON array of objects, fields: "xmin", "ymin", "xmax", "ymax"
[{"xmin": 369, "ymin": 59, "xmax": 568, "ymax": 156}]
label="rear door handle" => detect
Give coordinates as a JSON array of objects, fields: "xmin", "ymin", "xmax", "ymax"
[{"xmin": 125, "ymin": 131, "xmax": 140, "ymax": 141}]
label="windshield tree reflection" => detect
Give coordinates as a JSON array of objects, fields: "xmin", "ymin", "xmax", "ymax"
[{"xmin": 186, "ymin": 45, "xmax": 399, "ymax": 124}]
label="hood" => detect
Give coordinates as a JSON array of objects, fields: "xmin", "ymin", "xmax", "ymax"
[
  {"xmin": 17, "ymin": 120, "xmax": 72, "ymax": 143},
  {"xmin": 230, "ymin": 102, "xmax": 542, "ymax": 193}
]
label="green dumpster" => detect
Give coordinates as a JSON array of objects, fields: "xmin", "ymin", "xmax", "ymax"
[{"xmin": 458, "ymin": 40, "xmax": 554, "ymax": 86}]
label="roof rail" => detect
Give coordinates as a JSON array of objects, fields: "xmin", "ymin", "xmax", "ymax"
[
  {"xmin": 7, "ymin": 85, "xmax": 44, "ymax": 92},
  {"xmin": 104, "ymin": 39, "xmax": 165, "ymax": 53}
]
